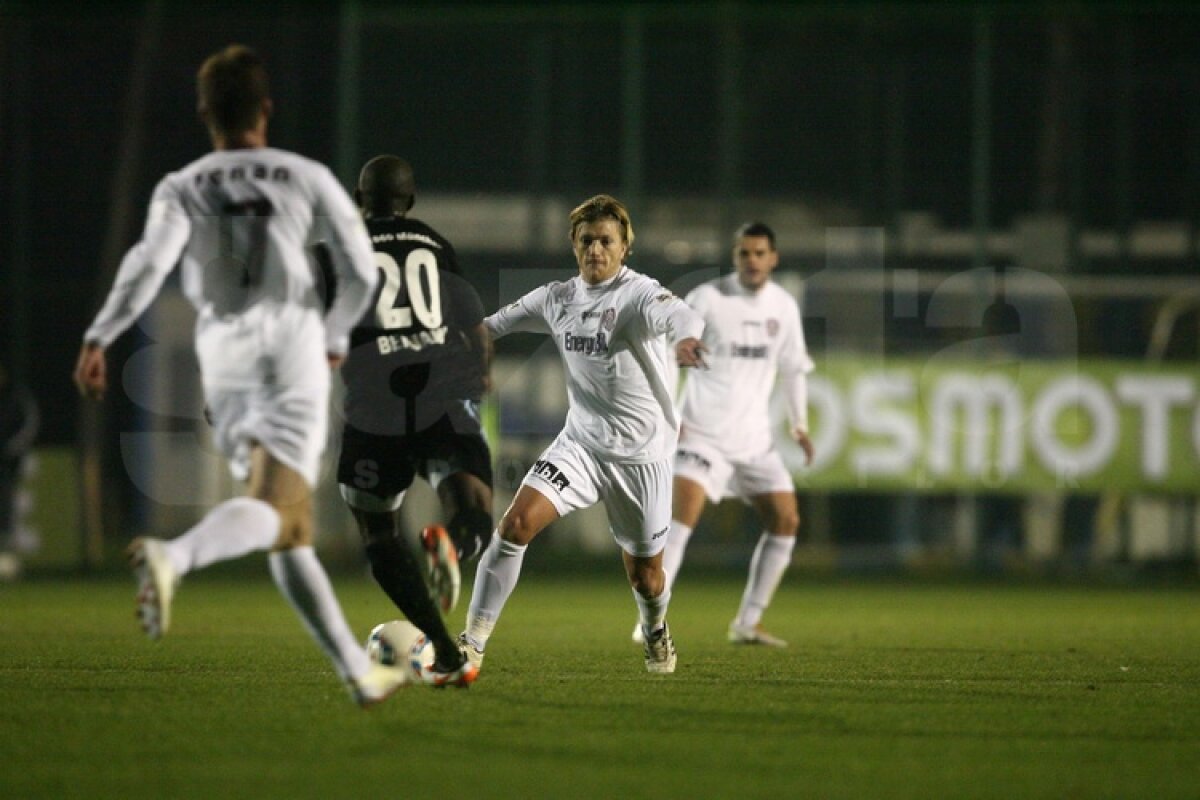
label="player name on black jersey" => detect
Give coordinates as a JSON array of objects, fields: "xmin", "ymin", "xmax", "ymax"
[
  {"xmin": 377, "ymin": 326, "xmax": 448, "ymax": 355},
  {"xmin": 371, "ymin": 231, "xmax": 440, "ymax": 248}
]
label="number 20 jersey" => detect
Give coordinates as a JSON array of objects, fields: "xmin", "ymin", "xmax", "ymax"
[{"xmin": 340, "ymin": 216, "xmax": 486, "ymax": 435}]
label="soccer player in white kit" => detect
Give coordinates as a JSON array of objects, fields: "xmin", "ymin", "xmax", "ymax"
[
  {"xmin": 635, "ymin": 222, "xmax": 814, "ymax": 648},
  {"xmin": 72, "ymin": 45, "xmax": 411, "ymax": 707},
  {"xmin": 458, "ymin": 195, "xmax": 707, "ymax": 674}
]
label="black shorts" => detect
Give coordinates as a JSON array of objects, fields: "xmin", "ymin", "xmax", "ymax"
[{"xmin": 337, "ymin": 404, "xmax": 493, "ymax": 501}]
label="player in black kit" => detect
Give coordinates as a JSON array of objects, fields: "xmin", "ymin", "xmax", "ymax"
[{"xmin": 337, "ymin": 155, "xmax": 493, "ymax": 687}]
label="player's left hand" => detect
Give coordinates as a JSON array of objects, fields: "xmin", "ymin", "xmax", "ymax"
[
  {"xmin": 73, "ymin": 342, "xmax": 108, "ymax": 401},
  {"xmin": 792, "ymin": 428, "xmax": 814, "ymax": 466},
  {"xmin": 327, "ymin": 353, "xmax": 346, "ymax": 370},
  {"xmin": 676, "ymin": 337, "xmax": 709, "ymax": 369}
]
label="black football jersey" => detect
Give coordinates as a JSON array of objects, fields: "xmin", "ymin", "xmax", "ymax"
[{"xmin": 341, "ymin": 216, "xmax": 485, "ymax": 435}]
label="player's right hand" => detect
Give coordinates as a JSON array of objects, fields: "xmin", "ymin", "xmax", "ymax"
[
  {"xmin": 675, "ymin": 337, "xmax": 709, "ymax": 369},
  {"xmin": 73, "ymin": 342, "xmax": 108, "ymax": 401},
  {"xmin": 793, "ymin": 428, "xmax": 815, "ymax": 466}
]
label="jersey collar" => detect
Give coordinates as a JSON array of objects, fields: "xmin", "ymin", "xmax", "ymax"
[
  {"xmin": 724, "ymin": 272, "xmax": 764, "ymax": 297},
  {"xmin": 583, "ymin": 265, "xmax": 627, "ymax": 291}
]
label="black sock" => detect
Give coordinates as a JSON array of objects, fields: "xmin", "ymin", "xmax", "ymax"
[
  {"xmin": 364, "ymin": 536, "xmax": 463, "ymax": 670},
  {"xmin": 447, "ymin": 506, "xmax": 493, "ymax": 563}
]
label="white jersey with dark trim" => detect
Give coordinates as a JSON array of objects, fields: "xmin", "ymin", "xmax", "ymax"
[
  {"xmin": 84, "ymin": 147, "xmax": 376, "ymax": 356},
  {"xmin": 486, "ymin": 266, "xmax": 704, "ymax": 463},
  {"xmin": 678, "ymin": 273, "xmax": 814, "ymax": 459}
]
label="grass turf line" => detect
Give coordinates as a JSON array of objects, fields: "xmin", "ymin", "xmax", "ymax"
[{"xmin": 1, "ymin": 573, "xmax": 1198, "ymax": 799}]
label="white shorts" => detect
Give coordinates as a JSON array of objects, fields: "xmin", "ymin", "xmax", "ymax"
[
  {"xmin": 195, "ymin": 304, "xmax": 329, "ymax": 488},
  {"xmin": 523, "ymin": 432, "xmax": 672, "ymax": 558},
  {"xmin": 673, "ymin": 435, "xmax": 795, "ymax": 503}
]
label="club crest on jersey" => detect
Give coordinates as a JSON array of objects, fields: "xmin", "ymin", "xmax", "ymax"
[
  {"xmin": 601, "ymin": 308, "xmax": 616, "ymax": 331},
  {"xmin": 532, "ymin": 459, "xmax": 571, "ymax": 491},
  {"xmin": 767, "ymin": 319, "xmax": 779, "ymax": 337}
]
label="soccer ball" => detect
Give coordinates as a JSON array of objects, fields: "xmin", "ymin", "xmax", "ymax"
[{"xmin": 366, "ymin": 620, "xmax": 435, "ymax": 682}]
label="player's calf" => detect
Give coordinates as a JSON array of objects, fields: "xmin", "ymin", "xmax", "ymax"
[{"xmin": 447, "ymin": 505, "xmax": 492, "ymax": 563}]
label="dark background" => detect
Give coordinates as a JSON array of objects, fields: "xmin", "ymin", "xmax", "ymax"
[{"xmin": 3, "ymin": 1, "xmax": 1198, "ymax": 447}]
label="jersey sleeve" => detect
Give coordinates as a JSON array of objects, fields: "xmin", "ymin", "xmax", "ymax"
[
  {"xmin": 639, "ymin": 281, "xmax": 704, "ymax": 345},
  {"xmin": 484, "ymin": 284, "xmax": 553, "ymax": 339},
  {"xmin": 311, "ymin": 166, "xmax": 377, "ymax": 356},
  {"xmin": 777, "ymin": 296, "xmax": 815, "ymax": 376},
  {"xmin": 777, "ymin": 293, "xmax": 815, "ymax": 431},
  {"xmin": 83, "ymin": 176, "xmax": 191, "ymax": 348}
]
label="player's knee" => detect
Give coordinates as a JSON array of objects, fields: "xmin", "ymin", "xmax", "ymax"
[
  {"xmin": 628, "ymin": 562, "xmax": 664, "ymax": 598},
  {"xmin": 771, "ymin": 510, "xmax": 800, "ymax": 537},
  {"xmin": 272, "ymin": 512, "xmax": 313, "ymax": 550},
  {"xmin": 497, "ymin": 511, "xmax": 538, "ymax": 546}
]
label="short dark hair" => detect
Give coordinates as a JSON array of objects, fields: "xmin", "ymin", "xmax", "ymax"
[
  {"xmin": 569, "ymin": 194, "xmax": 635, "ymax": 253},
  {"xmin": 734, "ymin": 221, "xmax": 776, "ymax": 249},
  {"xmin": 197, "ymin": 45, "xmax": 270, "ymax": 135},
  {"xmin": 357, "ymin": 155, "xmax": 416, "ymax": 216}
]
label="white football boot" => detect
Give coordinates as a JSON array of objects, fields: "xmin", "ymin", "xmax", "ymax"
[
  {"xmin": 727, "ymin": 622, "xmax": 788, "ymax": 648},
  {"xmin": 643, "ymin": 622, "xmax": 677, "ymax": 674},
  {"xmin": 456, "ymin": 632, "xmax": 485, "ymax": 670},
  {"xmin": 349, "ymin": 662, "xmax": 411, "ymax": 708},
  {"xmin": 631, "ymin": 622, "xmax": 645, "ymax": 645},
  {"xmin": 127, "ymin": 538, "xmax": 177, "ymax": 640}
]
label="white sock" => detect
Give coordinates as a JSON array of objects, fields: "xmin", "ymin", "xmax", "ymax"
[
  {"xmin": 660, "ymin": 520, "xmax": 693, "ymax": 592},
  {"xmin": 268, "ymin": 546, "xmax": 370, "ymax": 682},
  {"xmin": 162, "ymin": 497, "xmax": 280, "ymax": 577},
  {"xmin": 464, "ymin": 535, "xmax": 526, "ymax": 651},
  {"xmin": 734, "ymin": 533, "xmax": 795, "ymax": 629},
  {"xmin": 635, "ymin": 586, "xmax": 672, "ymax": 639}
]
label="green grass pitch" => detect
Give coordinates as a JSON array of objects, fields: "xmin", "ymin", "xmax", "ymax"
[{"xmin": 2, "ymin": 569, "xmax": 1198, "ymax": 799}]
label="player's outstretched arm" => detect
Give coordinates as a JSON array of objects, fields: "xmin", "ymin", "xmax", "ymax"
[{"xmin": 73, "ymin": 342, "xmax": 108, "ymax": 401}]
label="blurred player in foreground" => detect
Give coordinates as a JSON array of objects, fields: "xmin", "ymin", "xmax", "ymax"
[
  {"xmin": 458, "ymin": 194, "xmax": 707, "ymax": 675},
  {"xmin": 72, "ymin": 44, "xmax": 411, "ymax": 707},
  {"xmin": 633, "ymin": 222, "xmax": 814, "ymax": 648},
  {"xmin": 335, "ymin": 154, "xmax": 492, "ymax": 688}
]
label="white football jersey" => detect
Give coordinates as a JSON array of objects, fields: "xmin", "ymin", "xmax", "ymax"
[
  {"xmin": 678, "ymin": 273, "xmax": 814, "ymax": 459},
  {"xmin": 84, "ymin": 147, "xmax": 376, "ymax": 356},
  {"xmin": 487, "ymin": 266, "xmax": 704, "ymax": 463}
]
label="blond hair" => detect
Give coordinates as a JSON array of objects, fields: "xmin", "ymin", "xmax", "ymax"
[{"xmin": 568, "ymin": 194, "xmax": 634, "ymax": 253}]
